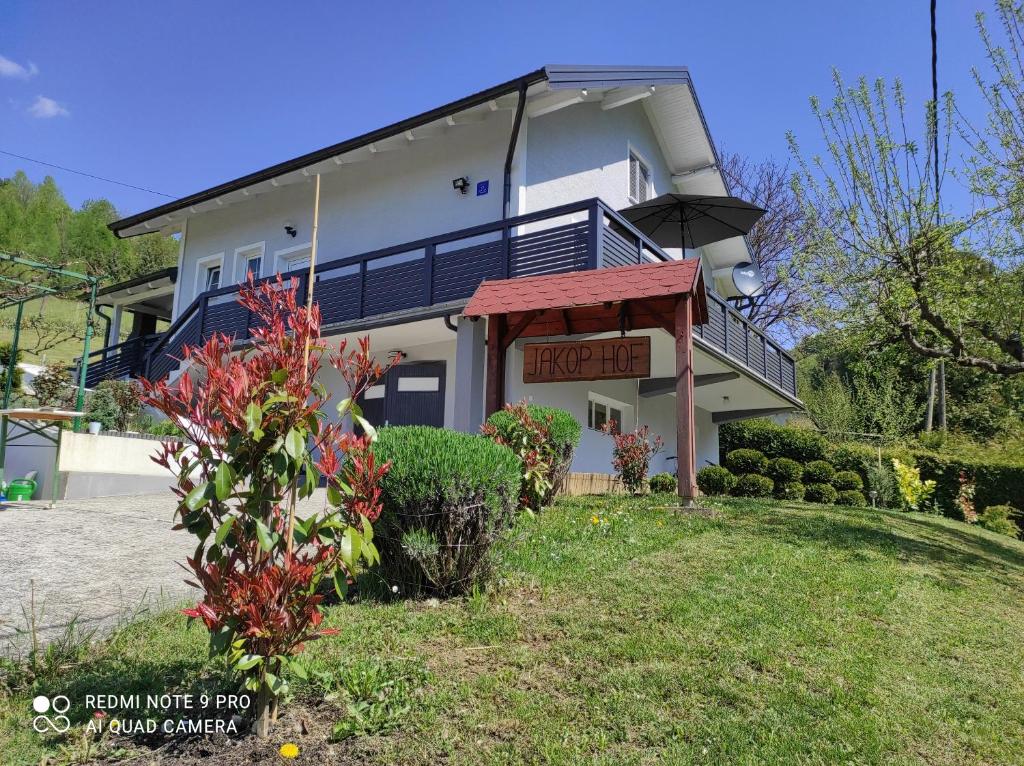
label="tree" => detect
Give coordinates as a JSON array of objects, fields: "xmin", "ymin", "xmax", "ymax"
[
  {"xmin": 718, "ymin": 150, "xmax": 811, "ymax": 339},
  {"xmin": 789, "ymin": 70, "xmax": 1024, "ymax": 375}
]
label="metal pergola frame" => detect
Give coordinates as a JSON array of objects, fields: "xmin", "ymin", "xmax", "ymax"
[{"xmin": 0, "ymin": 252, "xmax": 99, "ymax": 500}]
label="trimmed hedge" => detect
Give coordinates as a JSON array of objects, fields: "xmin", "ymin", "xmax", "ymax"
[
  {"xmin": 832, "ymin": 470, "xmax": 864, "ymax": 491},
  {"xmin": 725, "ymin": 449, "xmax": 768, "ymax": 476},
  {"xmin": 732, "ymin": 473, "xmax": 774, "ymax": 498},
  {"xmin": 836, "ymin": 490, "xmax": 867, "ymax": 507},
  {"xmin": 720, "ymin": 419, "xmax": 829, "ymax": 463},
  {"xmin": 485, "ymin": 404, "xmax": 581, "ymax": 505},
  {"xmin": 649, "ymin": 472, "xmax": 677, "ymax": 494},
  {"xmin": 372, "ymin": 426, "xmax": 521, "ymax": 597},
  {"xmin": 978, "ymin": 505, "xmax": 1021, "ymax": 539},
  {"xmin": 775, "ymin": 481, "xmax": 805, "ymax": 501},
  {"xmin": 696, "ymin": 465, "xmax": 736, "ymax": 496},
  {"xmin": 912, "ymin": 452, "xmax": 1024, "ymax": 519},
  {"xmin": 805, "ymin": 483, "xmax": 839, "ymax": 505},
  {"xmin": 803, "ymin": 460, "xmax": 836, "ymax": 484},
  {"xmin": 767, "ymin": 457, "xmax": 803, "ymax": 484}
]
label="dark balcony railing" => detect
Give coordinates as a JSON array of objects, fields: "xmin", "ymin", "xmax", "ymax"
[
  {"xmin": 79, "ymin": 332, "xmax": 163, "ymax": 388},
  {"xmin": 79, "ymin": 197, "xmax": 798, "ymax": 398}
]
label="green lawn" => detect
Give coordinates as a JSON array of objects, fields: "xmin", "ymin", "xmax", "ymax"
[{"xmin": 3, "ymin": 495, "xmax": 1024, "ymax": 765}]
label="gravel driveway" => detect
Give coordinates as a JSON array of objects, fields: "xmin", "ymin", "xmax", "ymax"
[{"xmin": 0, "ymin": 493, "xmax": 193, "ymax": 654}]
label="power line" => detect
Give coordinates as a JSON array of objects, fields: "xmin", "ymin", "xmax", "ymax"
[{"xmin": 0, "ymin": 148, "xmax": 175, "ymax": 199}]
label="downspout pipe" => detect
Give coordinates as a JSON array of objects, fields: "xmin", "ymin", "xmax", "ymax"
[{"xmin": 503, "ymin": 81, "xmax": 528, "ymax": 220}]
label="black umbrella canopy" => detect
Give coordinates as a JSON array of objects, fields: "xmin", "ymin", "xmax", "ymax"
[{"xmin": 619, "ymin": 193, "xmax": 766, "ymax": 250}]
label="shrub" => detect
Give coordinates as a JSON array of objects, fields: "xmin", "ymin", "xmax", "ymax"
[
  {"xmin": 803, "ymin": 460, "xmax": 836, "ymax": 484},
  {"xmin": 725, "ymin": 448, "xmax": 768, "ymax": 476},
  {"xmin": 719, "ymin": 419, "xmax": 829, "ymax": 462},
  {"xmin": 836, "ymin": 490, "xmax": 867, "ymax": 507},
  {"xmin": 142, "ymin": 275, "xmax": 394, "ymax": 737},
  {"xmin": 483, "ymin": 401, "xmax": 562, "ymax": 511},
  {"xmin": 893, "ymin": 458, "xmax": 937, "ymax": 513},
  {"xmin": 829, "ymin": 443, "xmax": 873, "ymax": 474},
  {"xmin": 832, "ymin": 470, "xmax": 863, "ymax": 491},
  {"xmin": 767, "ymin": 457, "xmax": 803, "ymax": 483},
  {"xmin": 33, "ymin": 362, "xmax": 76, "ymax": 409},
  {"xmin": 865, "ymin": 463, "xmax": 900, "ymax": 508},
  {"xmin": 372, "ymin": 426, "xmax": 520, "ymax": 597},
  {"xmin": 977, "ymin": 504, "xmax": 1021, "ymax": 539},
  {"xmin": 85, "ymin": 387, "xmax": 119, "ymax": 430},
  {"xmin": 97, "ymin": 379, "xmax": 142, "ymax": 431},
  {"xmin": 775, "ymin": 481, "xmax": 806, "ymax": 500},
  {"xmin": 696, "ymin": 465, "xmax": 735, "ymax": 496},
  {"xmin": 804, "ymin": 483, "xmax": 839, "ymax": 505},
  {"xmin": 0, "ymin": 341, "xmax": 23, "ymax": 398},
  {"xmin": 911, "ymin": 452, "xmax": 1024, "ymax": 519},
  {"xmin": 649, "ymin": 472, "xmax": 677, "ymax": 494},
  {"xmin": 601, "ymin": 422, "xmax": 663, "ymax": 494},
  {"xmin": 731, "ymin": 473, "xmax": 774, "ymax": 498}
]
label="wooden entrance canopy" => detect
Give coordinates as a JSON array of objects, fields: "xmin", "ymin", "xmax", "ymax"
[{"xmin": 463, "ymin": 259, "xmax": 708, "ymax": 502}]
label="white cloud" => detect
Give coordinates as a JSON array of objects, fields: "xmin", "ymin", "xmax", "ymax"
[
  {"xmin": 27, "ymin": 95, "xmax": 68, "ymax": 118},
  {"xmin": 0, "ymin": 55, "xmax": 38, "ymax": 79}
]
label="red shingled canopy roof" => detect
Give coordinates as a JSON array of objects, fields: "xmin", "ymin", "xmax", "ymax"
[{"xmin": 463, "ymin": 258, "xmax": 707, "ymax": 337}]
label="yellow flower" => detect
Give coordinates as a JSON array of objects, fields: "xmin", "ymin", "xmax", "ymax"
[
  {"xmin": 591, "ymin": 515, "xmax": 600, "ymax": 525},
  {"xmin": 279, "ymin": 742, "xmax": 300, "ymax": 759}
]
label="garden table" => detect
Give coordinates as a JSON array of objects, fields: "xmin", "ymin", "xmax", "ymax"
[{"xmin": 0, "ymin": 408, "xmax": 85, "ymax": 508}]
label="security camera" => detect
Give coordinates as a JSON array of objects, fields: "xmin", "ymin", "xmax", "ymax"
[
  {"xmin": 452, "ymin": 177, "xmax": 470, "ymax": 195},
  {"xmin": 284, "ymin": 222, "xmax": 297, "ymax": 238}
]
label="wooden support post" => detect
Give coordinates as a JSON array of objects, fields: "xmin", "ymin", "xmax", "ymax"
[
  {"xmin": 485, "ymin": 314, "xmax": 506, "ymax": 416},
  {"xmin": 675, "ymin": 295, "xmax": 698, "ymax": 503}
]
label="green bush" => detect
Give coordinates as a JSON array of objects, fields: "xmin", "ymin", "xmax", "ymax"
[
  {"xmin": 912, "ymin": 452, "xmax": 1024, "ymax": 519},
  {"xmin": 835, "ymin": 489, "xmax": 867, "ymax": 507},
  {"xmin": 803, "ymin": 460, "xmax": 836, "ymax": 484},
  {"xmin": 731, "ymin": 473, "xmax": 774, "ymax": 498},
  {"xmin": 720, "ymin": 419, "xmax": 829, "ymax": 463},
  {"xmin": 832, "ymin": 470, "xmax": 864, "ymax": 491},
  {"xmin": 767, "ymin": 457, "xmax": 803, "ymax": 483},
  {"xmin": 865, "ymin": 463, "xmax": 900, "ymax": 508},
  {"xmin": 485, "ymin": 403, "xmax": 581, "ymax": 505},
  {"xmin": 775, "ymin": 481, "xmax": 805, "ymax": 500},
  {"xmin": 696, "ymin": 465, "xmax": 736, "ymax": 496},
  {"xmin": 648, "ymin": 472, "xmax": 677, "ymax": 494},
  {"xmin": 725, "ymin": 448, "xmax": 768, "ymax": 476},
  {"xmin": 0, "ymin": 342, "xmax": 23, "ymax": 398},
  {"xmin": 829, "ymin": 443, "xmax": 873, "ymax": 474},
  {"xmin": 371, "ymin": 426, "xmax": 521, "ymax": 597},
  {"xmin": 805, "ymin": 483, "xmax": 839, "ymax": 505},
  {"xmin": 977, "ymin": 505, "xmax": 1020, "ymax": 539},
  {"xmin": 85, "ymin": 387, "xmax": 119, "ymax": 430},
  {"xmin": 97, "ymin": 379, "xmax": 142, "ymax": 431}
]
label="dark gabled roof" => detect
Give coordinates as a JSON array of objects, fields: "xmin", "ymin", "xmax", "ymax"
[
  {"xmin": 95, "ymin": 266, "xmax": 178, "ymax": 298},
  {"xmin": 110, "ymin": 65, "xmax": 693, "ymax": 238}
]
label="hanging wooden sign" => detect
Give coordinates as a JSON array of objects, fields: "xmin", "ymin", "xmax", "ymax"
[{"xmin": 522, "ymin": 337, "xmax": 651, "ymax": 383}]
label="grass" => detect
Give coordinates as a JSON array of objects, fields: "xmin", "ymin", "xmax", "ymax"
[
  {"xmin": 0, "ymin": 297, "xmax": 92, "ymax": 367},
  {"xmin": 3, "ymin": 495, "xmax": 1024, "ymax": 764}
]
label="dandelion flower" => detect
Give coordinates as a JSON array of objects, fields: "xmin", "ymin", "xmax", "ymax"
[
  {"xmin": 280, "ymin": 742, "xmax": 300, "ymax": 759},
  {"xmin": 591, "ymin": 515, "xmax": 600, "ymax": 525}
]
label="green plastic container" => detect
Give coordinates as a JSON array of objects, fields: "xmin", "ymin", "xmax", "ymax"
[{"xmin": 7, "ymin": 479, "xmax": 37, "ymax": 501}]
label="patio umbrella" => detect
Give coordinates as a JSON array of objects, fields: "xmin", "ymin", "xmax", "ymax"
[{"xmin": 618, "ymin": 193, "xmax": 766, "ymax": 250}]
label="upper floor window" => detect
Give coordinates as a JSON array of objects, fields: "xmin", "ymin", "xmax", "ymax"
[
  {"xmin": 205, "ymin": 264, "xmax": 221, "ymax": 291},
  {"xmin": 234, "ymin": 242, "xmax": 265, "ymax": 282},
  {"xmin": 629, "ymin": 151, "xmax": 651, "ymax": 204}
]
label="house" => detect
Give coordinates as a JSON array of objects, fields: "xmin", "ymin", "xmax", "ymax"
[{"xmin": 90, "ymin": 65, "xmax": 801, "ymax": 497}]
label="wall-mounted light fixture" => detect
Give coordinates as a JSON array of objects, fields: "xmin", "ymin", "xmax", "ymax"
[
  {"xmin": 452, "ymin": 177, "xmax": 470, "ymax": 195},
  {"xmin": 284, "ymin": 221, "xmax": 297, "ymax": 238}
]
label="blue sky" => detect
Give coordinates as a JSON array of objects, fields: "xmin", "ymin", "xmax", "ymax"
[{"xmin": 0, "ymin": 0, "xmax": 991, "ymax": 218}]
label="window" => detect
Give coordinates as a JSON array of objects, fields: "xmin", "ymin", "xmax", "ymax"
[
  {"xmin": 274, "ymin": 243, "xmax": 312, "ymax": 275},
  {"xmin": 587, "ymin": 393, "xmax": 632, "ymax": 435},
  {"xmin": 205, "ymin": 264, "xmax": 221, "ymax": 291},
  {"xmin": 629, "ymin": 151, "xmax": 651, "ymax": 204},
  {"xmin": 234, "ymin": 242, "xmax": 265, "ymax": 282}
]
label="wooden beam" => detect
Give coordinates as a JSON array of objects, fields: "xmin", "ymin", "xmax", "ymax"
[
  {"xmin": 526, "ymin": 90, "xmax": 584, "ymax": 118},
  {"xmin": 486, "ymin": 315, "xmax": 506, "ymax": 416},
  {"xmin": 600, "ymin": 86, "xmax": 654, "ymax": 110},
  {"xmin": 675, "ymin": 294, "xmax": 698, "ymax": 503},
  {"xmin": 502, "ymin": 310, "xmax": 540, "ymax": 350}
]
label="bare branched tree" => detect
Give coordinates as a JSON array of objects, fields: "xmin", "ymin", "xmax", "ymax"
[{"xmin": 719, "ymin": 151, "xmax": 810, "ymax": 339}]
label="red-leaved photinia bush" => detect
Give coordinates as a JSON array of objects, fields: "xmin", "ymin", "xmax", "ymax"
[
  {"xmin": 601, "ymin": 421, "xmax": 664, "ymax": 495},
  {"xmin": 141, "ymin": 274, "xmax": 397, "ymax": 736}
]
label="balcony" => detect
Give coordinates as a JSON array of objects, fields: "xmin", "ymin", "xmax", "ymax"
[{"xmin": 79, "ymin": 197, "xmax": 797, "ymax": 397}]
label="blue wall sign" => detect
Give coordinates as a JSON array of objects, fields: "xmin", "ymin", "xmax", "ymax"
[{"xmin": 476, "ymin": 180, "xmax": 489, "ymax": 196}]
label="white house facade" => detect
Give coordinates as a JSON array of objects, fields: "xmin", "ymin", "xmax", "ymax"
[{"xmin": 93, "ymin": 65, "xmax": 801, "ymax": 486}]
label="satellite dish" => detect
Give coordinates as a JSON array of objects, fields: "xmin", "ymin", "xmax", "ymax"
[{"xmin": 731, "ymin": 261, "xmax": 765, "ymax": 297}]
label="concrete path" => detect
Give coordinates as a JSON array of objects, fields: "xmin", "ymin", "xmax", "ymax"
[{"xmin": 0, "ymin": 493, "xmax": 191, "ymax": 654}]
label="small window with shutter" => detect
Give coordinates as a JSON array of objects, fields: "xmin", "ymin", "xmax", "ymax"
[{"xmin": 629, "ymin": 151, "xmax": 651, "ymax": 204}]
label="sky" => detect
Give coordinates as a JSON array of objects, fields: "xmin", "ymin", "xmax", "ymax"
[{"xmin": 0, "ymin": 0, "xmax": 994, "ymax": 219}]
